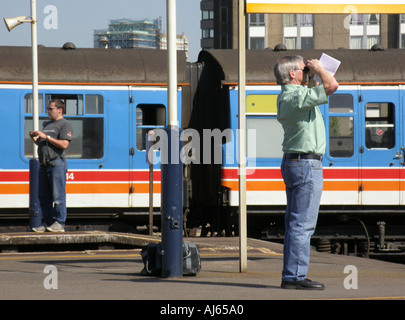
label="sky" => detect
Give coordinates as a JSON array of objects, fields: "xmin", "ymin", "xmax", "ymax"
[{"xmin": 0, "ymin": 0, "xmax": 201, "ymax": 61}]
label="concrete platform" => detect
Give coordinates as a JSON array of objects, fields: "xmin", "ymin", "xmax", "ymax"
[
  {"xmin": 0, "ymin": 231, "xmax": 160, "ymax": 249},
  {"xmin": 0, "ymin": 232, "xmax": 404, "ymax": 302}
]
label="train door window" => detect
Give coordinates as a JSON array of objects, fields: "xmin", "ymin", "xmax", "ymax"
[
  {"xmin": 246, "ymin": 94, "xmax": 283, "ymax": 158},
  {"xmin": 24, "ymin": 93, "xmax": 104, "ymax": 159},
  {"xmin": 329, "ymin": 95, "xmax": 353, "ymax": 113},
  {"xmin": 136, "ymin": 104, "xmax": 166, "ymax": 151},
  {"xmin": 365, "ymin": 102, "xmax": 395, "ymax": 149},
  {"xmin": 329, "ymin": 117, "xmax": 354, "ymax": 157},
  {"xmin": 328, "ymin": 94, "xmax": 354, "ymax": 157}
]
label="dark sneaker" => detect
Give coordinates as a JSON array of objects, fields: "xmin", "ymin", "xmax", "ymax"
[{"xmin": 281, "ymin": 278, "xmax": 325, "ymax": 290}]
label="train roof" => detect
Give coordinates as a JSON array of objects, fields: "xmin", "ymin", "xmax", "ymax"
[
  {"xmin": 0, "ymin": 45, "xmax": 187, "ymax": 85},
  {"xmin": 199, "ymin": 48, "xmax": 405, "ymax": 84}
]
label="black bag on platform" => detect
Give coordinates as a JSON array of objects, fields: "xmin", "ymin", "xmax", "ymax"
[
  {"xmin": 140, "ymin": 243, "xmax": 163, "ymax": 276},
  {"xmin": 140, "ymin": 242, "xmax": 201, "ymax": 276},
  {"xmin": 182, "ymin": 242, "xmax": 201, "ymax": 276}
]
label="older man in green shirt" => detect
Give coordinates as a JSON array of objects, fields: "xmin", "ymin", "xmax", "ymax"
[{"xmin": 274, "ymin": 56, "xmax": 339, "ymax": 290}]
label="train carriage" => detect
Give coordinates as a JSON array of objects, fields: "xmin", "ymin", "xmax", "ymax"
[
  {"xmin": 191, "ymin": 49, "xmax": 405, "ymax": 207},
  {"xmin": 0, "ymin": 45, "xmax": 187, "ymax": 221},
  {"xmin": 187, "ymin": 48, "xmax": 405, "ymax": 253}
]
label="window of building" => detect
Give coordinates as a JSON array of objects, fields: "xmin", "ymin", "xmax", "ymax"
[
  {"xmin": 300, "ymin": 14, "xmax": 313, "ymax": 26},
  {"xmin": 202, "ymin": 10, "xmax": 214, "ymax": 20},
  {"xmin": 351, "ymin": 14, "xmax": 380, "ymax": 25},
  {"xmin": 400, "ymin": 15, "xmax": 405, "ymax": 49},
  {"xmin": 284, "ymin": 37, "xmax": 296, "ymax": 49},
  {"xmin": 220, "ymin": 7, "xmax": 227, "ymax": 23},
  {"xmin": 283, "ymin": 14, "xmax": 313, "ymax": 27},
  {"xmin": 24, "ymin": 93, "xmax": 104, "ymax": 159},
  {"xmin": 250, "ymin": 14, "xmax": 265, "ymax": 26},
  {"xmin": 350, "ymin": 36, "xmax": 363, "ymax": 49},
  {"xmin": 136, "ymin": 104, "xmax": 166, "ymax": 151},
  {"xmin": 284, "ymin": 14, "xmax": 297, "ymax": 27},
  {"xmin": 367, "ymin": 36, "xmax": 380, "ymax": 49},
  {"xmin": 283, "ymin": 14, "xmax": 313, "ymax": 49},
  {"xmin": 250, "ymin": 37, "xmax": 265, "ymax": 49},
  {"xmin": 329, "ymin": 95, "xmax": 354, "ymax": 158},
  {"xmin": 202, "ymin": 29, "xmax": 214, "ymax": 39},
  {"xmin": 365, "ymin": 103, "xmax": 395, "ymax": 149},
  {"xmin": 301, "ymin": 37, "xmax": 313, "ymax": 49},
  {"xmin": 349, "ymin": 14, "xmax": 381, "ymax": 49},
  {"xmin": 220, "ymin": 34, "xmax": 228, "ymax": 49}
]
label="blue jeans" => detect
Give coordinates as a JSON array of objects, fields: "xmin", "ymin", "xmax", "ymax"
[
  {"xmin": 281, "ymin": 157, "xmax": 323, "ymax": 281},
  {"xmin": 38, "ymin": 158, "xmax": 68, "ymax": 227}
]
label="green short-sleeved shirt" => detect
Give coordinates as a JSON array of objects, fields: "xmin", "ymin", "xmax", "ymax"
[{"xmin": 277, "ymin": 84, "xmax": 328, "ymax": 155}]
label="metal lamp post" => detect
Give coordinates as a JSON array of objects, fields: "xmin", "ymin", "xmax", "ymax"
[{"xmin": 4, "ymin": 0, "xmax": 40, "ymax": 229}]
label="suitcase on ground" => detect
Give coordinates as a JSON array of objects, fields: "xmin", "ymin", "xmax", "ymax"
[
  {"xmin": 141, "ymin": 242, "xmax": 201, "ymax": 276},
  {"xmin": 182, "ymin": 242, "xmax": 201, "ymax": 276},
  {"xmin": 140, "ymin": 243, "xmax": 163, "ymax": 276}
]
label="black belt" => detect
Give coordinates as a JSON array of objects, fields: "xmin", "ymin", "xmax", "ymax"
[{"xmin": 283, "ymin": 153, "xmax": 322, "ymax": 161}]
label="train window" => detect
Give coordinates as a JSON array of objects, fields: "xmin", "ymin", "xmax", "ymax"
[
  {"xmin": 365, "ymin": 103, "xmax": 395, "ymax": 149},
  {"xmin": 85, "ymin": 95, "xmax": 104, "ymax": 114},
  {"xmin": 246, "ymin": 118, "xmax": 283, "ymax": 158},
  {"xmin": 45, "ymin": 94, "xmax": 83, "ymax": 115},
  {"xmin": 136, "ymin": 104, "xmax": 166, "ymax": 150},
  {"xmin": 24, "ymin": 94, "xmax": 44, "ymax": 113},
  {"xmin": 329, "ymin": 117, "xmax": 354, "ymax": 157},
  {"xmin": 24, "ymin": 93, "xmax": 104, "ymax": 159},
  {"xmin": 24, "ymin": 118, "xmax": 104, "ymax": 159},
  {"xmin": 329, "ymin": 95, "xmax": 353, "ymax": 113},
  {"xmin": 66, "ymin": 118, "xmax": 104, "ymax": 159}
]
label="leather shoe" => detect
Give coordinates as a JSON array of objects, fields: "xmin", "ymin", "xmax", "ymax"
[{"xmin": 281, "ymin": 278, "xmax": 325, "ymax": 290}]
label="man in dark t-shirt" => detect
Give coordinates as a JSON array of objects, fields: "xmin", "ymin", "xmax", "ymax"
[{"xmin": 29, "ymin": 99, "xmax": 73, "ymax": 232}]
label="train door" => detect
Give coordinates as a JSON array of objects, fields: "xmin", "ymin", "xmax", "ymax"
[
  {"xmin": 359, "ymin": 87, "xmax": 401, "ymax": 205},
  {"xmin": 324, "ymin": 92, "xmax": 361, "ymax": 205},
  {"xmin": 401, "ymin": 87, "xmax": 405, "ymax": 205},
  {"xmin": 128, "ymin": 87, "xmax": 168, "ymax": 208}
]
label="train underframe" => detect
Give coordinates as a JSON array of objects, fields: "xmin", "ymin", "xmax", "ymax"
[
  {"xmin": 1, "ymin": 202, "xmax": 405, "ymax": 260},
  {"xmin": 251, "ymin": 205, "xmax": 405, "ymax": 260}
]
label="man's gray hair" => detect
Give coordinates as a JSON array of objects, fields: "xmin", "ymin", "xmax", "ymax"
[{"xmin": 274, "ymin": 55, "xmax": 304, "ymax": 85}]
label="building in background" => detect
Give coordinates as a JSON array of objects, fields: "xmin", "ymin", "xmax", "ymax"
[
  {"xmin": 94, "ymin": 18, "xmax": 161, "ymax": 49},
  {"xmin": 159, "ymin": 33, "xmax": 189, "ymax": 57},
  {"xmin": 94, "ymin": 18, "xmax": 188, "ymax": 57},
  {"xmin": 200, "ymin": 0, "xmax": 405, "ymax": 51}
]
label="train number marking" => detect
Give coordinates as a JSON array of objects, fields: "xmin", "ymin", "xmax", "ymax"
[{"xmin": 66, "ymin": 172, "xmax": 74, "ymax": 181}]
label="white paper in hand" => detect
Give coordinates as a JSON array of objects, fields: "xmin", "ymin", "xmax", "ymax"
[{"xmin": 313, "ymin": 53, "xmax": 340, "ymax": 83}]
